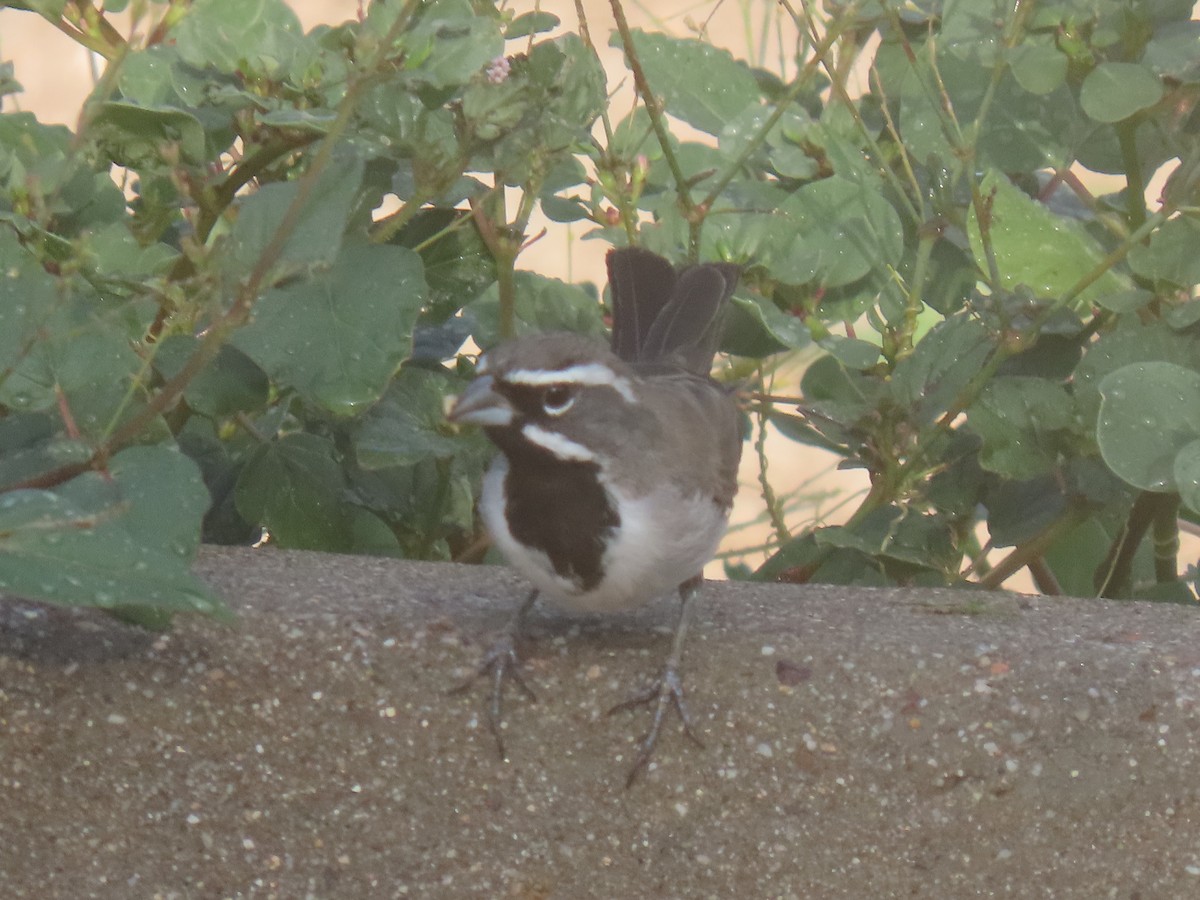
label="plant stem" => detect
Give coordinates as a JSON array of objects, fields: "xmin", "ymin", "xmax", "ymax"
[
  {"xmin": 2, "ymin": 0, "xmax": 424, "ymax": 492},
  {"xmin": 979, "ymin": 507, "xmax": 1085, "ymax": 590},
  {"xmin": 755, "ymin": 368, "xmax": 791, "ymax": 547},
  {"xmin": 607, "ymin": 0, "xmax": 701, "ymax": 256}
]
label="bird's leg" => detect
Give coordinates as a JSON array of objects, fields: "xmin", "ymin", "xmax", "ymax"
[
  {"xmin": 450, "ymin": 588, "xmax": 539, "ymax": 760},
  {"xmin": 608, "ymin": 574, "xmax": 705, "ymax": 787}
]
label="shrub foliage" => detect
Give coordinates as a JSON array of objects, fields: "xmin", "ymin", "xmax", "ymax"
[{"xmin": 0, "ymin": 0, "xmax": 1198, "ymax": 623}]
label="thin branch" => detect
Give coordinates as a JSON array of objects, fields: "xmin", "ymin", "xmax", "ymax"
[
  {"xmin": 607, "ymin": 0, "xmax": 700, "ymax": 254},
  {"xmin": 1, "ymin": 0, "xmax": 425, "ymax": 493}
]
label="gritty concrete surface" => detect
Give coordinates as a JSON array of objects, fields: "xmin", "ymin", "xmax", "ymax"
[{"xmin": 2, "ymin": 547, "xmax": 1200, "ymax": 898}]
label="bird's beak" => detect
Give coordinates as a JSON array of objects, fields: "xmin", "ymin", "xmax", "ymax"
[{"xmin": 447, "ymin": 374, "xmax": 514, "ymax": 427}]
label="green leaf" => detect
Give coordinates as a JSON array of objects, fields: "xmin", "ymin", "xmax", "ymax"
[
  {"xmin": 354, "ymin": 367, "xmax": 460, "ymax": 469},
  {"xmin": 153, "ymin": 335, "xmax": 270, "ymax": 419},
  {"xmin": 235, "ymin": 432, "xmax": 348, "ymax": 550},
  {"xmin": 791, "ymin": 353, "xmax": 885, "ymax": 452},
  {"xmin": 3, "ymin": 0, "xmax": 67, "ymax": 18},
  {"xmin": 0, "ymin": 113, "xmax": 74, "ymax": 197},
  {"xmin": 79, "ymin": 222, "xmax": 179, "ymax": 280},
  {"xmin": 1073, "ymin": 321, "xmax": 1200, "ymax": 425},
  {"xmin": 890, "ymin": 316, "xmax": 995, "ymax": 424},
  {"xmin": 398, "ymin": 209, "xmax": 495, "ymax": 319},
  {"xmin": 173, "ymin": 0, "xmax": 304, "ymax": 78},
  {"xmin": 345, "ymin": 506, "xmax": 402, "ymax": 556},
  {"xmin": 614, "ymin": 29, "xmax": 761, "ymax": 135},
  {"xmin": 969, "ymin": 171, "xmax": 1130, "ymax": 305},
  {"xmin": 115, "ymin": 45, "xmax": 205, "ymax": 107},
  {"xmin": 1132, "ymin": 580, "xmax": 1196, "ymax": 604},
  {"xmin": 890, "ymin": 48, "xmax": 1074, "ymax": 172},
  {"xmin": 771, "ymin": 176, "xmax": 904, "ymax": 288},
  {"xmin": 1043, "ymin": 518, "xmax": 1111, "ymax": 598},
  {"xmin": 0, "ymin": 265, "xmax": 149, "ymax": 439},
  {"xmin": 1165, "ymin": 300, "xmax": 1200, "ymax": 331},
  {"xmin": 0, "ymin": 445, "xmax": 227, "ymax": 620},
  {"xmin": 818, "ymin": 335, "xmax": 880, "ymax": 370},
  {"xmin": 967, "ymin": 377, "xmax": 1076, "ymax": 479},
  {"xmin": 984, "ymin": 474, "xmax": 1068, "ymax": 547},
  {"xmin": 464, "ymin": 34, "xmax": 605, "ymax": 184},
  {"xmin": 222, "ymin": 152, "xmax": 365, "ymax": 284},
  {"xmin": 1097, "ymin": 361, "xmax": 1200, "ymax": 492},
  {"xmin": 730, "ymin": 296, "xmax": 811, "ymax": 351},
  {"xmin": 0, "ymin": 412, "xmax": 89, "ymax": 489},
  {"xmin": 1128, "ymin": 216, "xmax": 1200, "ymax": 288},
  {"xmin": 540, "ymin": 195, "xmax": 590, "ymax": 223},
  {"xmin": 1080, "ymin": 62, "xmax": 1164, "ymax": 123},
  {"xmin": 813, "ymin": 505, "xmax": 959, "ymax": 573},
  {"xmin": 86, "ymin": 101, "xmax": 207, "ymax": 168},
  {"xmin": 1094, "ymin": 288, "xmax": 1153, "ymax": 314},
  {"xmin": 0, "ymin": 230, "xmax": 59, "ymax": 377},
  {"xmin": 1142, "ymin": 23, "xmax": 1200, "ymax": 84},
  {"xmin": 468, "ymin": 270, "xmax": 605, "ymax": 349},
  {"xmin": 939, "ymin": 0, "xmax": 1007, "ymax": 65},
  {"xmin": 233, "ymin": 241, "xmax": 426, "ymax": 416},
  {"xmin": 1174, "ymin": 440, "xmax": 1200, "ymax": 515},
  {"xmin": 398, "ymin": 0, "xmax": 505, "ymax": 90},
  {"xmin": 1009, "ymin": 41, "xmax": 1068, "ymax": 95},
  {"xmin": 506, "ymin": 11, "xmax": 559, "ymax": 39},
  {"xmin": 527, "ymin": 34, "xmax": 606, "ymax": 148}
]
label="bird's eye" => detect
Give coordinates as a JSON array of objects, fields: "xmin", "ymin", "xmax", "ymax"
[{"xmin": 542, "ymin": 384, "xmax": 576, "ymax": 415}]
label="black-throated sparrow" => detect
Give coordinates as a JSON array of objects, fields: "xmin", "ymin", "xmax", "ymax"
[{"xmin": 448, "ymin": 246, "xmax": 741, "ymax": 785}]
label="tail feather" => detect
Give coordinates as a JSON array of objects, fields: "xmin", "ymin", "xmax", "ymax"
[
  {"xmin": 607, "ymin": 247, "xmax": 677, "ymax": 364},
  {"xmin": 606, "ymin": 247, "xmax": 739, "ymax": 374}
]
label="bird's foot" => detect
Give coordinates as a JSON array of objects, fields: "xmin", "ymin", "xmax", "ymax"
[
  {"xmin": 450, "ymin": 631, "xmax": 536, "ymax": 760},
  {"xmin": 609, "ymin": 662, "xmax": 703, "ymax": 787}
]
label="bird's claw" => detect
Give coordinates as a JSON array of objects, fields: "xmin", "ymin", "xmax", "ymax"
[
  {"xmin": 451, "ymin": 632, "xmax": 535, "ymax": 760},
  {"xmin": 609, "ymin": 664, "xmax": 702, "ymax": 787}
]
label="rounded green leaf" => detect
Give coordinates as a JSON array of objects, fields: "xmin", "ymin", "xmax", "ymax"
[
  {"xmin": 1010, "ymin": 43, "xmax": 1067, "ymax": 95},
  {"xmin": 1097, "ymin": 361, "xmax": 1200, "ymax": 491},
  {"xmin": 1080, "ymin": 63, "xmax": 1163, "ymax": 123},
  {"xmin": 1174, "ymin": 439, "xmax": 1200, "ymax": 514},
  {"xmin": 506, "ymin": 11, "xmax": 559, "ymax": 39}
]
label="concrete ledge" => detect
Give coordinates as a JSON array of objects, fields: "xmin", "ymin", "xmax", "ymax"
[{"xmin": 2, "ymin": 546, "xmax": 1200, "ymax": 897}]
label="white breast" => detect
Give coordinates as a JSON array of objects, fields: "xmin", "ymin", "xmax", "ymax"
[{"xmin": 479, "ymin": 456, "xmax": 729, "ymax": 614}]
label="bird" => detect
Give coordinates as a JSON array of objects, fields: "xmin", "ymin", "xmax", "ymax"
[{"xmin": 447, "ymin": 246, "xmax": 742, "ymax": 785}]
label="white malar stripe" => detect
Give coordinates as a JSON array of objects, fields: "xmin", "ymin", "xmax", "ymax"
[
  {"xmin": 521, "ymin": 423, "xmax": 597, "ymax": 461},
  {"xmin": 507, "ymin": 363, "xmax": 635, "ymax": 403}
]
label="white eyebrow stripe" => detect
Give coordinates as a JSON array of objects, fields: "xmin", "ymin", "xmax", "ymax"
[
  {"xmin": 522, "ymin": 424, "xmax": 597, "ymax": 462},
  {"xmin": 506, "ymin": 363, "xmax": 636, "ymax": 403}
]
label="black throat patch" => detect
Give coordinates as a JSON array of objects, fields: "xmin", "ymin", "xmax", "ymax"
[{"xmin": 491, "ymin": 430, "xmax": 620, "ymax": 593}]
